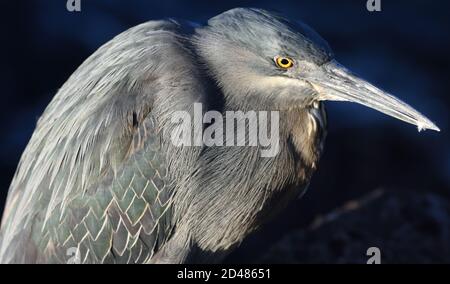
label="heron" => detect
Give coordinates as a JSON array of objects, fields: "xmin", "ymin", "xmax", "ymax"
[{"xmin": 0, "ymin": 8, "xmax": 439, "ymax": 264}]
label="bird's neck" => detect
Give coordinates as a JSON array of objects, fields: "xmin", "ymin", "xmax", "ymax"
[
  {"xmin": 172, "ymin": 102, "xmax": 327, "ymax": 256},
  {"xmin": 220, "ymin": 100, "xmax": 327, "ymax": 169}
]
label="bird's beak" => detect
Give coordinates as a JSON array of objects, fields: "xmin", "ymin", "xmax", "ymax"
[{"xmin": 308, "ymin": 60, "xmax": 440, "ymax": 132}]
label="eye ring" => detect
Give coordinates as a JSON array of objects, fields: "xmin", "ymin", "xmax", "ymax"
[{"xmin": 274, "ymin": 56, "xmax": 294, "ymax": 69}]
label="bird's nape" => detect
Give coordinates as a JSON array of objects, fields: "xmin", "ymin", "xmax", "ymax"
[{"xmin": 306, "ymin": 60, "xmax": 440, "ymax": 132}]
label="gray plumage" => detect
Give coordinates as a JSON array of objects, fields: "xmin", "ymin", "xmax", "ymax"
[{"xmin": 0, "ymin": 8, "xmax": 439, "ymax": 263}]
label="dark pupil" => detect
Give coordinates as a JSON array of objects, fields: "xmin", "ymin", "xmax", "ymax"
[{"xmin": 280, "ymin": 58, "xmax": 290, "ymax": 65}]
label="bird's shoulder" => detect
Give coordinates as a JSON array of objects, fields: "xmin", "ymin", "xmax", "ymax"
[{"xmin": 0, "ymin": 19, "xmax": 206, "ymax": 263}]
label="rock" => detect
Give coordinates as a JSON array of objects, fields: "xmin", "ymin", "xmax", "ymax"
[{"xmin": 260, "ymin": 190, "xmax": 450, "ymax": 263}]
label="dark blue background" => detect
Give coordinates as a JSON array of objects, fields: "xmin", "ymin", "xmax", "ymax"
[{"xmin": 0, "ymin": 0, "xmax": 449, "ymax": 263}]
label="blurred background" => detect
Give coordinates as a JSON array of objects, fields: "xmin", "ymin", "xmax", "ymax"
[{"xmin": 0, "ymin": 0, "xmax": 449, "ymax": 263}]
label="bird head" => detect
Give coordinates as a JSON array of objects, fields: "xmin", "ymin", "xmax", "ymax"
[{"xmin": 194, "ymin": 8, "xmax": 439, "ymax": 132}]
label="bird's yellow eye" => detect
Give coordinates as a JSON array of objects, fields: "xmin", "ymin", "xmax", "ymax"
[{"xmin": 274, "ymin": 56, "xmax": 294, "ymax": 69}]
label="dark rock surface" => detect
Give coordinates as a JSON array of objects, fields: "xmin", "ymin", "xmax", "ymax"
[{"xmin": 260, "ymin": 190, "xmax": 450, "ymax": 263}]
